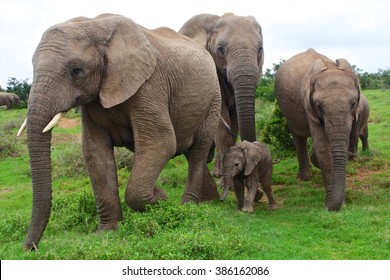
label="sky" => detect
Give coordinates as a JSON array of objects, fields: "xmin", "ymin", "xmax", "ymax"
[{"xmin": 0, "ymin": 0, "xmax": 389, "ymax": 88}]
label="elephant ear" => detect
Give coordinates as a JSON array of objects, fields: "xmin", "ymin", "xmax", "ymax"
[
  {"xmin": 95, "ymin": 15, "xmax": 157, "ymax": 108},
  {"xmin": 240, "ymin": 140, "xmax": 262, "ymax": 176},
  {"xmin": 302, "ymin": 59, "xmax": 327, "ymax": 125},
  {"xmin": 179, "ymin": 14, "xmax": 220, "ymax": 49},
  {"xmin": 336, "ymin": 58, "xmax": 361, "ymax": 120}
]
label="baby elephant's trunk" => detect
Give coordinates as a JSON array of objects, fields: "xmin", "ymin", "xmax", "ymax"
[
  {"xmin": 220, "ymin": 175, "xmax": 232, "ymax": 201},
  {"xmin": 220, "ymin": 186, "xmax": 230, "ymax": 201}
]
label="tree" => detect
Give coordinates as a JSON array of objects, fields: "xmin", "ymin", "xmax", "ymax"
[{"xmin": 6, "ymin": 77, "xmax": 31, "ymax": 107}]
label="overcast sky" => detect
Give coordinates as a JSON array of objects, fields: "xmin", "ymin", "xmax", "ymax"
[{"xmin": 0, "ymin": 0, "xmax": 389, "ymax": 88}]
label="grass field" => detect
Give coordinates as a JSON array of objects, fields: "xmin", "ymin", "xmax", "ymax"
[{"xmin": 0, "ymin": 89, "xmax": 389, "ymax": 260}]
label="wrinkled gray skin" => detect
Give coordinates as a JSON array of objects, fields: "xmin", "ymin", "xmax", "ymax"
[
  {"xmin": 220, "ymin": 140, "xmax": 276, "ymax": 212},
  {"xmin": 275, "ymin": 48, "xmax": 361, "ymax": 211},
  {"xmin": 23, "ymin": 14, "xmax": 221, "ymax": 250},
  {"xmin": 0, "ymin": 92, "xmax": 20, "ymax": 109},
  {"xmin": 179, "ymin": 13, "xmax": 264, "ymax": 177},
  {"xmin": 348, "ymin": 94, "xmax": 369, "ymax": 159}
]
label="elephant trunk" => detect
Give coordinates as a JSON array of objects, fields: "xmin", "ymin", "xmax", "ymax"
[
  {"xmin": 220, "ymin": 174, "xmax": 233, "ymax": 201},
  {"xmin": 24, "ymin": 87, "xmax": 57, "ymax": 250},
  {"xmin": 326, "ymin": 126, "xmax": 350, "ymax": 211},
  {"xmin": 228, "ymin": 52, "xmax": 260, "ymax": 142}
]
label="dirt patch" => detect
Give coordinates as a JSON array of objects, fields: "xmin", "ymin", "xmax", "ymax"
[
  {"xmin": 58, "ymin": 117, "xmax": 79, "ymax": 129},
  {"xmin": 346, "ymin": 165, "xmax": 387, "ymax": 190}
]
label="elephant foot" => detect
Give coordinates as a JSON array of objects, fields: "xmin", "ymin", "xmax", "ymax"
[
  {"xmin": 268, "ymin": 203, "xmax": 277, "ymax": 211},
  {"xmin": 241, "ymin": 205, "xmax": 254, "ymax": 213},
  {"xmin": 297, "ymin": 169, "xmax": 313, "ymax": 181},
  {"xmin": 95, "ymin": 222, "xmax": 118, "ymax": 233},
  {"xmin": 154, "ymin": 186, "xmax": 168, "ymax": 200},
  {"xmin": 125, "ymin": 187, "xmax": 159, "ymax": 211}
]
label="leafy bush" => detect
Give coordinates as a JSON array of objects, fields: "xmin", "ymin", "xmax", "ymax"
[
  {"xmin": 50, "ymin": 191, "xmax": 97, "ymax": 232},
  {"xmin": 0, "ymin": 121, "xmax": 20, "ymax": 158},
  {"xmin": 54, "ymin": 143, "xmax": 134, "ymax": 178},
  {"xmin": 114, "ymin": 147, "xmax": 134, "ymax": 171},
  {"xmin": 261, "ymin": 101, "xmax": 295, "ymax": 151},
  {"xmin": 54, "ymin": 141, "xmax": 86, "ymax": 177},
  {"xmin": 256, "ymin": 78, "xmax": 275, "ymax": 102}
]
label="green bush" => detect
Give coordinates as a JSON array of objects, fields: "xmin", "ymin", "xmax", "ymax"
[
  {"xmin": 256, "ymin": 78, "xmax": 275, "ymax": 102},
  {"xmin": 0, "ymin": 121, "xmax": 20, "ymax": 158},
  {"xmin": 54, "ymin": 141, "xmax": 86, "ymax": 177},
  {"xmin": 54, "ymin": 143, "xmax": 134, "ymax": 178},
  {"xmin": 261, "ymin": 101, "xmax": 295, "ymax": 151},
  {"xmin": 114, "ymin": 147, "xmax": 134, "ymax": 171}
]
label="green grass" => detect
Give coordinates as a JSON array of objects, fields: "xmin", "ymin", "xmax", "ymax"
[{"xmin": 0, "ymin": 89, "xmax": 389, "ymax": 260}]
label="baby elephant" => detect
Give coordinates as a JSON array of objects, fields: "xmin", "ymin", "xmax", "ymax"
[{"xmin": 220, "ymin": 140, "xmax": 276, "ymax": 212}]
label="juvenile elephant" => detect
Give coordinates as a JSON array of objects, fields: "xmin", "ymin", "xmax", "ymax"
[
  {"xmin": 179, "ymin": 13, "xmax": 264, "ymax": 177},
  {"xmin": 275, "ymin": 48, "xmax": 361, "ymax": 211},
  {"xmin": 220, "ymin": 140, "xmax": 276, "ymax": 212},
  {"xmin": 0, "ymin": 92, "xmax": 20, "ymax": 109},
  {"xmin": 348, "ymin": 94, "xmax": 369, "ymax": 159},
  {"xmin": 19, "ymin": 14, "xmax": 221, "ymax": 250}
]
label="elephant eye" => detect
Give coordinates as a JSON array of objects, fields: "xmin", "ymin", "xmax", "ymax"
[
  {"xmin": 217, "ymin": 46, "xmax": 225, "ymax": 56},
  {"xmin": 71, "ymin": 67, "xmax": 83, "ymax": 79},
  {"xmin": 259, "ymin": 46, "xmax": 263, "ymax": 54}
]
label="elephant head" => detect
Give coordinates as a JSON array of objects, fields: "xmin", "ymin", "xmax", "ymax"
[
  {"xmin": 22, "ymin": 14, "xmax": 157, "ymax": 250},
  {"xmin": 220, "ymin": 140, "xmax": 262, "ymax": 201},
  {"xmin": 304, "ymin": 58, "xmax": 361, "ymax": 210},
  {"xmin": 179, "ymin": 13, "xmax": 264, "ymax": 142}
]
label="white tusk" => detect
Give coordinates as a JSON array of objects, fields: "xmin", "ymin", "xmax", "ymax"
[
  {"xmin": 17, "ymin": 118, "xmax": 27, "ymax": 137},
  {"xmin": 42, "ymin": 112, "xmax": 63, "ymax": 133}
]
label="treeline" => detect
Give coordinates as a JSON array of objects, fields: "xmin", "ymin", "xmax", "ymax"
[{"xmin": 0, "ymin": 65, "xmax": 388, "ymax": 109}]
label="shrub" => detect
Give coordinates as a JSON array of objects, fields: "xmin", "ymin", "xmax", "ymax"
[
  {"xmin": 0, "ymin": 121, "xmax": 20, "ymax": 158},
  {"xmin": 256, "ymin": 78, "xmax": 275, "ymax": 102},
  {"xmin": 54, "ymin": 143, "xmax": 134, "ymax": 178},
  {"xmin": 261, "ymin": 101, "xmax": 295, "ymax": 151},
  {"xmin": 54, "ymin": 141, "xmax": 86, "ymax": 177},
  {"xmin": 114, "ymin": 147, "xmax": 134, "ymax": 170}
]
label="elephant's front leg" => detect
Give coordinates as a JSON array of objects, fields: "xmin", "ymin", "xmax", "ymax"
[
  {"xmin": 82, "ymin": 117, "xmax": 122, "ymax": 231},
  {"xmin": 234, "ymin": 176, "xmax": 245, "ymax": 210},
  {"xmin": 242, "ymin": 174, "xmax": 259, "ymax": 213},
  {"xmin": 125, "ymin": 109, "xmax": 176, "ymax": 211}
]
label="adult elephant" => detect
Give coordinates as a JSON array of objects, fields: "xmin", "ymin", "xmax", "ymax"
[
  {"xmin": 0, "ymin": 92, "xmax": 20, "ymax": 109},
  {"xmin": 275, "ymin": 48, "xmax": 361, "ymax": 211},
  {"xmin": 19, "ymin": 14, "xmax": 221, "ymax": 250},
  {"xmin": 179, "ymin": 13, "xmax": 264, "ymax": 177}
]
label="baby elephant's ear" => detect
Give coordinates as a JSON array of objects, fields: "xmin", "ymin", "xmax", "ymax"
[{"xmin": 240, "ymin": 141, "xmax": 262, "ymax": 176}]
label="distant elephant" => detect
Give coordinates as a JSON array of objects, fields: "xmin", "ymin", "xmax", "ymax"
[
  {"xmin": 275, "ymin": 48, "xmax": 361, "ymax": 211},
  {"xmin": 220, "ymin": 140, "xmax": 276, "ymax": 212},
  {"xmin": 0, "ymin": 92, "xmax": 20, "ymax": 109},
  {"xmin": 348, "ymin": 94, "xmax": 369, "ymax": 159},
  {"xmin": 19, "ymin": 14, "xmax": 221, "ymax": 250},
  {"xmin": 179, "ymin": 13, "xmax": 264, "ymax": 177}
]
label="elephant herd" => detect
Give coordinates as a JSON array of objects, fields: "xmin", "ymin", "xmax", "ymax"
[{"xmin": 17, "ymin": 13, "xmax": 369, "ymax": 250}]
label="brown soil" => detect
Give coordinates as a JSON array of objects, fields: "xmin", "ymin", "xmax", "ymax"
[{"xmin": 58, "ymin": 117, "xmax": 79, "ymax": 129}]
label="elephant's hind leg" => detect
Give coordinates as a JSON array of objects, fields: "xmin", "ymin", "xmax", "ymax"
[
  {"xmin": 183, "ymin": 95, "xmax": 220, "ymax": 203},
  {"xmin": 293, "ymin": 134, "xmax": 313, "ymax": 180}
]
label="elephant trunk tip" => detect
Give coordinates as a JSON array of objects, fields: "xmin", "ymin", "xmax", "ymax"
[
  {"xmin": 325, "ymin": 195, "xmax": 345, "ymax": 212},
  {"xmin": 24, "ymin": 241, "xmax": 39, "ymax": 251}
]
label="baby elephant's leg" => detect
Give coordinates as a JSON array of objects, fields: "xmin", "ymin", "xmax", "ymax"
[{"xmin": 261, "ymin": 176, "xmax": 277, "ymax": 210}]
